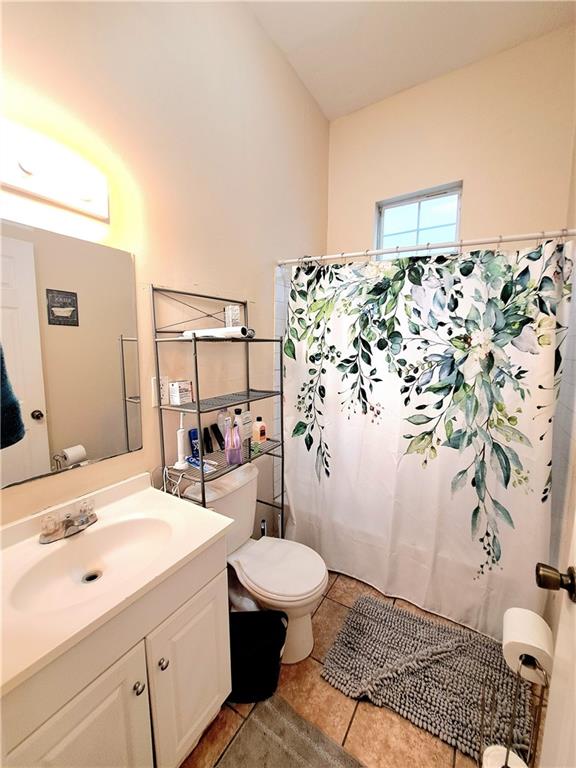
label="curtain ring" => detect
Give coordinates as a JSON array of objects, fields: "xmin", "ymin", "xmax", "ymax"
[
  {"xmin": 560, "ymin": 228, "xmax": 568, "ymax": 245},
  {"xmin": 458, "ymin": 239, "xmax": 463, "ymax": 257},
  {"xmin": 497, "ymin": 234, "xmax": 503, "ymax": 252}
]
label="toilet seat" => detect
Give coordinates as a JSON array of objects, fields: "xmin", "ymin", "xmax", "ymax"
[{"xmin": 228, "ymin": 537, "xmax": 327, "ymax": 602}]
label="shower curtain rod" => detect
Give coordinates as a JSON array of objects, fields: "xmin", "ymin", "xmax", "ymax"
[{"xmin": 278, "ymin": 228, "xmax": 576, "ymax": 266}]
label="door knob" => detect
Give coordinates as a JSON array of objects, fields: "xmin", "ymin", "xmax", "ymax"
[
  {"xmin": 158, "ymin": 657, "xmax": 170, "ymax": 671},
  {"xmin": 535, "ymin": 563, "xmax": 576, "ymax": 603},
  {"xmin": 133, "ymin": 681, "xmax": 146, "ymax": 696},
  {"xmin": 30, "ymin": 410, "xmax": 44, "ymax": 421}
]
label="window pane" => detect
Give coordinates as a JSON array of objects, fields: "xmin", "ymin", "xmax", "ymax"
[
  {"xmin": 419, "ymin": 194, "xmax": 458, "ymax": 229},
  {"xmin": 417, "ymin": 224, "xmax": 457, "ymax": 245},
  {"xmin": 383, "ymin": 202, "xmax": 418, "ymax": 235},
  {"xmin": 382, "ymin": 230, "xmax": 418, "ymax": 248}
]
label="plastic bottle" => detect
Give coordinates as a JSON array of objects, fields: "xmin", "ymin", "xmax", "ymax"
[
  {"xmin": 252, "ymin": 416, "xmax": 267, "ymax": 443},
  {"xmin": 217, "ymin": 408, "xmax": 230, "ymax": 435},
  {"xmin": 224, "ymin": 417, "xmax": 243, "ymax": 465}
]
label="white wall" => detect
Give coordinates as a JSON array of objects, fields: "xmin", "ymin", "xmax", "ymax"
[
  {"xmin": 1, "ymin": 2, "xmax": 328, "ymax": 523},
  {"xmin": 327, "ymin": 25, "xmax": 575, "ymax": 253}
]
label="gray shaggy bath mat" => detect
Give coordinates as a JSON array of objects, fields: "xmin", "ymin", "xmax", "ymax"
[
  {"xmin": 322, "ymin": 596, "xmax": 533, "ymax": 761},
  {"xmin": 218, "ymin": 695, "xmax": 364, "ymax": 768}
]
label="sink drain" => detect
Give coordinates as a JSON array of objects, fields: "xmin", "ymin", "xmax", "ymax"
[{"xmin": 81, "ymin": 570, "xmax": 102, "ymax": 584}]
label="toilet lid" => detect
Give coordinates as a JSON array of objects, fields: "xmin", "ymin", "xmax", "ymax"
[{"xmin": 230, "ymin": 537, "xmax": 327, "ymax": 600}]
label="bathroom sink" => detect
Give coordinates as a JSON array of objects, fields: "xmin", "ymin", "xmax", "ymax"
[
  {"xmin": 10, "ymin": 517, "xmax": 172, "ymax": 613},
  {"xmin": 1, "ymin": 475, "xmax": 233, "ymax": 695}
]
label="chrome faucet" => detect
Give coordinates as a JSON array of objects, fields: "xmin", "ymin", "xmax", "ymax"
[{"xmin": 39, "ymin": 501, "xmax": 97, "ymax": 544}]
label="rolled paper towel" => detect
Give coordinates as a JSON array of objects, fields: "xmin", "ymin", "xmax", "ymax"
[
  {"xmin": 482, "ymin": 745, "xmax": 527, "ymax": 768},
  {"xmin": 502, "ymin": 607, "xmax": 553, "ymax": 684},
  {"xmin": 62, "ymin": 444, "xmax": 87, "ymax": 465},
  {"xmin": 182, "ymin": 326, "xmax": 255, "ymax": 339}
]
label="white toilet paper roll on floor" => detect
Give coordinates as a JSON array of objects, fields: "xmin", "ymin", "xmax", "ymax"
[
  {"xmin": 62, "ymin": 444, "xmax": 87, "ymax": 465},
  {"xmin": 502, "ymin": 607, "xmax": 553, "ymax": 684},
  {"xmin": 482, "ymin": 745, "xmax": 528, "ymax": 768}
]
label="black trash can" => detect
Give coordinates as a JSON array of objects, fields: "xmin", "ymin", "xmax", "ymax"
[{"xmin": 228, "ymin": 610, "xmax": 288, "ymax": 703}]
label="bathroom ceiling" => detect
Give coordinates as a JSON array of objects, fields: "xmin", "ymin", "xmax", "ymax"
[{"xmin": 250, "ymin": 1, "xmax": 576, "ymax": 119}]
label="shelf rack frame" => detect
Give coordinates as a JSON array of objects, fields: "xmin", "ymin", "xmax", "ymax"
[
  {"xmin": 119, "ymin": 334, "xmax": 141, "ymax": 452},
  {"xmin": 151, "ymin": 286, "xmax": 285, "ymax": 538}
]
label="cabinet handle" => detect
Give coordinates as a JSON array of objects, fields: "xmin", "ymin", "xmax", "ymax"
[
  {"xmin": 158, "ymin": 657, "xmax": 170, "ymax": 671},
  {"xmin": 133, "ymin": 681, "xmax": 146, "ymax": 696}
]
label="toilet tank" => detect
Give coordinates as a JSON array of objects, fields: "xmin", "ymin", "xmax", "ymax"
[{"xmin": 184, "ymin": 464, "xmax": 258, "ymax": 554}]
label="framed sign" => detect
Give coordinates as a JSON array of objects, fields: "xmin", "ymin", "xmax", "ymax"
[{"xmin": 46, "ymin": 289, "xmax": 79, "ymax": 326}]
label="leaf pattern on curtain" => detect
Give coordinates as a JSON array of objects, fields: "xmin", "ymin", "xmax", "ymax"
[{"xmin": 284, "ymin": 242, "xmax": 572, "ymax": 575}]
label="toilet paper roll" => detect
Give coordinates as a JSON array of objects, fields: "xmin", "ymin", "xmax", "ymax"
[
  {"xmin": 62, "ymin": 444, "xmax": 87, "ymax": 465},
  {"xmin": 182, "ymin": 326, "xmax": 255, "ymax": 339},
  {"xmin": 482, "ymin": 745, "xmax": 528, "ymax": 768},
  {"xmin": 502, "ymin": 607, "xmax": 553, "ymax": 684}
]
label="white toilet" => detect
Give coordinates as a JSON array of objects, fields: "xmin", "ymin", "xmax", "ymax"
[{"xmin": 185, "ymin": 465, "xmax": 327, "ymax": 663}]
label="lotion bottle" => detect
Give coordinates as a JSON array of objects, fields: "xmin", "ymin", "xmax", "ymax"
[{"xmin": 252, "ymin": 416, "xmax": 266, "ymax": 443}]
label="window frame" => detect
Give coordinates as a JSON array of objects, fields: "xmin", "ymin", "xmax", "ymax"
[{"xmin": 374, "ymin": 182, "xmax": 462, "ymax": 256}]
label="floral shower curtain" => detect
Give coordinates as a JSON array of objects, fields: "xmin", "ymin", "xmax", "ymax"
[{"xmin": 283, "ymin": 241, "xmax": 573, "ymax": 638}]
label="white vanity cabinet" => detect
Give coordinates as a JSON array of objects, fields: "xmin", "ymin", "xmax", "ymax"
[
  {"xmin": 146, "ymin": 570, "xmax": 231, "ymax": 768},
  {"xmin": 1, "ymin": 477, "xmax": 233, "ymax": 768},
  {"xmin": 5, "ymin": 643, "xmax": 154, "ymax": 768},
  {"xmin": 3, "ymin": 568, "xmax": 231, "ymax": 768}
]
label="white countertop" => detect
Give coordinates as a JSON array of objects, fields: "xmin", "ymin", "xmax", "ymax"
[{"xmin": 1, "ymin": 475, "xmax": 231, "ymax": 695}]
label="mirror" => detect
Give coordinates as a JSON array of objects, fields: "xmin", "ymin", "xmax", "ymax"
[{"xmin": 1, "ymin": 220, "xmax": 142, "ymax": 488}]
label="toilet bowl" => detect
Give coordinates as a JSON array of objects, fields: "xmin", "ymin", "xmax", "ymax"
[
  {"xmin": 184, "ymin": 464, "xmax": 327, "ymax": 663},
  {"xmin": 229, "ymin": 537, "xmax": 328, "ymax": 663}
]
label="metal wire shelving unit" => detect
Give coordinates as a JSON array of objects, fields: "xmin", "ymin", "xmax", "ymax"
[
  {"xmin": 119, "ymin": 335, "xmax": 141, "ymax": 452},
  {"xmin": 151, "ymin": 286, "xmax": 285, "ymax": 538}
]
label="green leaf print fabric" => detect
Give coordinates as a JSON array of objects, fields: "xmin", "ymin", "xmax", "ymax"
[{"xmin": 283, "ymin": 241, "xmax": 573, "ymax": 637}]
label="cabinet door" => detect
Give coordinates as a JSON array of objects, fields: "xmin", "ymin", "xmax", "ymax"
[
  {"xmin": 146, "ymin": 570, "xmax": 231, "ymax": 768},
  {"xmin": 5, "ymin": 642, "xmax": 153, "ymax": 768}
]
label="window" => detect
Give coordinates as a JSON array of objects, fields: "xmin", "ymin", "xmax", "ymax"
[{"xmin": 375, "ymin": 183, "xmax": 462, "ymax": 258}]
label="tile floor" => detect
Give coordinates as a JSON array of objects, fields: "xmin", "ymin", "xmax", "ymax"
[{"xmin": 181, "ymin": 572, "xmax": 477, "ymax": 768}]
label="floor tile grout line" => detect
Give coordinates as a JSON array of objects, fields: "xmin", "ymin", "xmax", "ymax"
[
  {"xmin": 213, "ymin": 706, "xmax": 255, "ymax": 767},
  {"xmin": 323, "ymin": 593, "xmax": 355, "ymax": 610},
  {"xmin": 227, "ymin": 702, "xmax": 253, "ymax": 719},
  {"xmin": 312, "ymin": 595, "xmax": 325, "ymax": 618},
  {"xmin": 341, "ymin": 700, "xmax": 359, "ymax": 748},
  {"xmin": 320, "ymin": 594, "xmax": 351, "ymax": 611}
]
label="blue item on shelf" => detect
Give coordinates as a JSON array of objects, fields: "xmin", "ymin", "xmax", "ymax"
[{"xmin": 188, "ymin": 428, "xmax": 200, "ymax": 460}]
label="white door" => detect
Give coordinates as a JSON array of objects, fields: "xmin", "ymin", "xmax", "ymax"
[
  {"xmin": 1, "ymin": 235, "xmax": 50, "ymax": 485},
  {"xmin": 540, "ymin": 511, "xmax": 576, "ymax": 767},
  {"xmin": 146, "ymin": 570, "xmax": 231, "ymax": 768},
  {"xmin": 5, "ymin": 642, "xmax": 154, "ymax": 767}
]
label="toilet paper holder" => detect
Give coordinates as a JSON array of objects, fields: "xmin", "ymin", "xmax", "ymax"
[
  {"xmin": 478, "ymin": 655, "xmax": 549, "ymax": 768},
  {"xmin": 535, "ymin": 562, "xmax": 576, "ymax": 603}
]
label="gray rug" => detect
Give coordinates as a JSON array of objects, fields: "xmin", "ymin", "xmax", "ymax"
[
  {"xmin": 218, "ymin": 695, "xmax": 364, "ymax": 768},
  {"xmin": 322, "ymin": 596, "xmax": 533, "ymax": 761}
]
